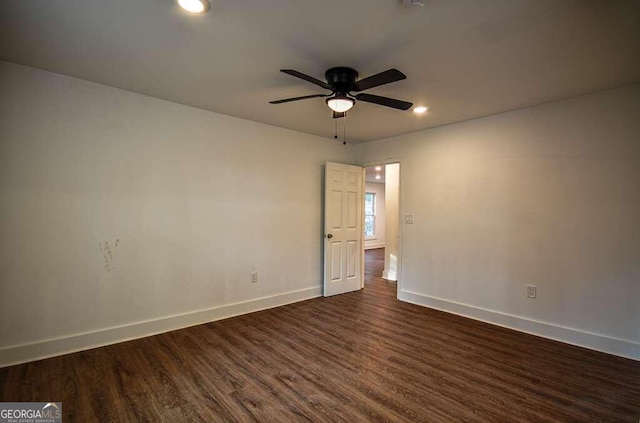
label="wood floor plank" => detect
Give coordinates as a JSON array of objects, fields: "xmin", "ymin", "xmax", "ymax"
[{"xmin": 1, "ymin": 248, "xmax": 639, "ymax": 422}]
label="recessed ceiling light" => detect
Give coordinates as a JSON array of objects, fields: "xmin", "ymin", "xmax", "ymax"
[
  {"xmin": 375, "ymin": 174, "xmax": 381, "ymax": 180},
  {"xmin": 413, "ymin": 106, "xmax": 428, "ymax": 114},
  {"xmin": 177, "ymin": 0, "xmax": 210, "ymax": 14},
  {"xmin": 375, "ymin": 166, "xmax": 382, "ymax": 171}
]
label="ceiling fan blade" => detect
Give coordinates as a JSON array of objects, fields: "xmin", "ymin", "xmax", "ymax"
[
  {"xmin": 355, "ymin": 93, "xmax": 413, "ymax": 110},
  {"xmin": 280, "ymin": 69, "xmax": 331, "ymax": 90},
  {"xmin": 332, "ymin": 111, "xmax": 346, "ymax": 119},
  {"xmin": 269, "ymin": 94, "xmax": 328, "ymax": 104},
  {"xmin": 353, "ymin": 69, "xmax": 407, "ymax": 92}
]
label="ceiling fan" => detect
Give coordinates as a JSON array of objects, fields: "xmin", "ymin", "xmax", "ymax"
[{"xmin": 269, "ymin": 67, "xmax": 413, "ymax": 118}]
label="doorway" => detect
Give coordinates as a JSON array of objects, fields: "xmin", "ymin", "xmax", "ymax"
[{"xmin": 363, "ymin": 162, "xmax": 400, "ymax": 293}]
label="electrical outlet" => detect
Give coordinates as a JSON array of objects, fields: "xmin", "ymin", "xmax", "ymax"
[
  {"xmin": 404, "ymin": 214, "xmax": 414, "ymax": 224},
  {"xmin": 251, "ymin": 271, "xmax": 258, "ymax": 284},
  {"xmin": 526, "ymin": 285, "xmax": 537, "ymax": 299}
]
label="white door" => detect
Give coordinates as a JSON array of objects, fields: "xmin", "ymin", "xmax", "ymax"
[{"xmin": 324, "ymin": 162, "xmax": 363, "ymax": 296}]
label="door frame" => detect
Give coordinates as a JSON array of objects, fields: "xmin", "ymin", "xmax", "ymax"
[{"xmin": 361, "ymin": 157, "xmax": 404, "ymax": 298}]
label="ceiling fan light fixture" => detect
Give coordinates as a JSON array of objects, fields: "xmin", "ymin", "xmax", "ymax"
[
  {"xmin": 177, "ymin": 0, "xmax": 210, "ymax": 14},
  {"xmin": 326, "ymin": 96, "xmax": 354, "ymax": 113}
]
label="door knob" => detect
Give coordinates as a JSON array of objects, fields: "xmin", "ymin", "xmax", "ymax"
[{"xmin": 326, "ymin": 233, "xmax": 333, "ymax": 239}]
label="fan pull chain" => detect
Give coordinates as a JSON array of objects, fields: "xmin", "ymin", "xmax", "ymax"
[
  {"xmin": 343, "ymin": 113, "xmax": 347, "ymax": 145},
  {"xmin": 334, "ymin": 118, "xmax": 338, "ymax": 140}
]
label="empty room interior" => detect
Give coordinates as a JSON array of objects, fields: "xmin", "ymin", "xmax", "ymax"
[{"xmin": 1, "ymin": 0, "xmax": 639, "ymax": 421}]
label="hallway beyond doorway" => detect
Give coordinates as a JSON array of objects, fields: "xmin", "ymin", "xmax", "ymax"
[{"xmin": 364, "ymin": 248, "xmax": 396, "ymax": 298}]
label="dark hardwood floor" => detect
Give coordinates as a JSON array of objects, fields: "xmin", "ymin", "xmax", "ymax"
[{"xmin": 1, "ymin": 247, "xmax": 639, "ymax": 422}]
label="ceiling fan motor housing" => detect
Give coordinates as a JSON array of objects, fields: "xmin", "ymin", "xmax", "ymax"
[{"xmin": 325, "ymin": 67, "xmax": 359, "ymax": 94}]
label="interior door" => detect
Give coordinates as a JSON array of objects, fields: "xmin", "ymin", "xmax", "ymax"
[{"xmin": 324, "ymin": 162, "xmax": 363, "ymax": 296}]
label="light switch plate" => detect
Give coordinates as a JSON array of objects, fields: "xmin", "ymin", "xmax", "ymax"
[{"xmin": 526, "ymin": 285, "xmax": 537, "ymax": 299}]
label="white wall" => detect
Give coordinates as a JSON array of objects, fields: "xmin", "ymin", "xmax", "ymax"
[
  {"xmin": 364, "ymin": 181, "xmax": 385, "ymax": 249},
  {"xmin": 355, "ymin": 85, "xmax": 640, "ymax": 360},
  {"xmin": 0, "ymin": 61, "xmax": 351, "ymax": 366}
]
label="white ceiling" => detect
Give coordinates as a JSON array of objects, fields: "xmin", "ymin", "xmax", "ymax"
[
  {"xmin": 1, "ymin": 0, "xmax": 639, "ymax": 143},
  {"xmin": 365, "ymin": 166, "xmax": 386, "ymax": 184}
]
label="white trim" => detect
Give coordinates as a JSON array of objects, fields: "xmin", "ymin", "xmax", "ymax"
[
  {"xmin": 364, "ymin": 242, "xmax": 385, "ymax": 250},
  {"xmin": 398, "ymin": 289, "xmax": 640, "ymax": 361},
  {"xmin": 0, "ymin": 286, "xmax": 322, "ymax": 368},
  {"xmin": 382, "ymin": 269, "xmax": 398, "ymax": 281}
]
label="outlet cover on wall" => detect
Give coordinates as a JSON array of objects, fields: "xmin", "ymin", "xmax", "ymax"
[
  {"xmin": 404, "ymin": 214, "xmax": 414, "ymax": 224},
  {"xmin": 251, "ymin": 271, "xmax": 258, "ymax": 284},
  {"xmin": 526, "ymin": 285, "xmax": 537, "ymax": 299}
]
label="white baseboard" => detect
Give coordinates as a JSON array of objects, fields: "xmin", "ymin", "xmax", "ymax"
[
  {"xmin": 398, "ymin": 289, "xmax": 640, "ymax": 361},
  {"xmin": 0, "ymin": 286, "xmax": 322, "ymax": 368},
  {"xmin": 365, "ymin": 243, "xmax": 385, "ymax": 250},
  {"xmin": 382, "ymin": 269, "xmax": 397, "ymax": 281}
]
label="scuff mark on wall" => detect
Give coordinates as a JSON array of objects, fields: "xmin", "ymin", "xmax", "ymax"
[{"xmin": 99, "ymin": 238, "xmax": 119, "ymax": 271}]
